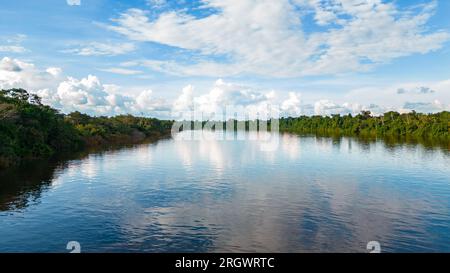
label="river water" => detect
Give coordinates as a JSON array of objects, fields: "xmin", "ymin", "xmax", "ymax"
[{"xmin": 0, "ymin": 130, "xmax": 449, "ymax": 252}]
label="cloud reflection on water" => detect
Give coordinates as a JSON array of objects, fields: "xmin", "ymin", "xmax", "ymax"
[{"xmin": 0, "ymin": 131, "xmax": 449, "ymax": 252}]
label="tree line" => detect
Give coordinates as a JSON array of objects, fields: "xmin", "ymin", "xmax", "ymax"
[
  {"xmin": 1, "ymin": 88, "xmax": 448, "ymax": 168},
  {"xmin": 176, "ymin": 110, "xmax": 449, "ymax": 141},
  {"xmin": 0, "ymin": 89, "xmax": 173, "ymax": 168},
  {"xmin": 278, "ymin": 110, "xmax": 449, "ymax": 139}
]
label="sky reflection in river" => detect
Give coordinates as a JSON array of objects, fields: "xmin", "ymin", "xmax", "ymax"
[{"xmin": 0, "ymin": 131, "xmax": 449, "ymax": 252}]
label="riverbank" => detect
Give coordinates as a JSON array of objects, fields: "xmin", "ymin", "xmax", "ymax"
[
  {"xmin": 0, "ymin": 130, "xmax": 174, "ymax": 169},
  {"xmin": 2, "ymin": 88, "xmax": 449, "ymax": 169},
  {"xmin": 0, "ymin": 88, "xmax": 174, "ymax": 169}
]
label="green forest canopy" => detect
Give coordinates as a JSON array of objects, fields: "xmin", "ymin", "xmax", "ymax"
[
  {"xmin": 0, "ymin": 88, "xmax": 173, "ymax": 168},
  {"xmin": 278, "ymin": 110, "xmax": 449, "ymax": 139}
]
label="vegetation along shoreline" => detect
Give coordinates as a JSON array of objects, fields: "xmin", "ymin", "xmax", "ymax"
[{"xmin": 1, "ymin": 88, "xmax": 448, "ymax": 169}]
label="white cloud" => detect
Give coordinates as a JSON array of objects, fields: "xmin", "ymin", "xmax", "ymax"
[
  {"xmin": 1, "ymin": 57, "xmax": 449, "ymax": 117},
  {"xmin": 67, "ymin": 0, "xmax": 81, "ymax": 6},
  {"xmin": 63, "ymin": 42, "xmax": 136, "ymax": 56},
  {"xmin": 99, "ymin": 67, "xmax": 143, "ymax": 75},
  {"xmin": 0, "ymin": 57, "xmax": 169, "ymax": 117},
  {"xmin": 50, "ymin": 75, "xmax": 169, "ymax": 116},
  {"xmin": 57, "ymin": 75, "xmax": 109, "ymax": 107},
  {"xmin": 172, "ymin": 79, "xmax": 281, "ymax": 120},
  {"xmin": 403, "ymin": 100, "xmax": 445, "ymax": 113},
  {"xmin": 46, "ymin": 67, "xmax": 62, "ymax": 77},
  {"xmin": 314, "ymin": 100, "xmax": 363, "ymax": 116},
  {"xmin": 171, "ymin": 78, "xmax": 450, "ymax": 118},
  {"xmin": 173, "ymin": 84, "xmax": 194, "ymax": 112},
  {"xmin": 309, "ymin": 78, "xmax": 450, "ymax": 116},
  {"xmin": 134, "ymin": 89, "xmax": 169, "ymax": 112},
  {"xmin": 0, "ymin": 57, "xmax": 62, "ymax": 91},
  {"xmin": 0, "ymin": 45, "xmax": 26, "ymax": 53},
  {"xmin": 344, "ymin": 79, "xmax": 450, "ymax": 114},
  {"xmin": 0, "ymin": 34, "xmax": 27, "ymax": 53},
  {"xmin": 281, "ymin": 92, "xmax": 302, "ymax": 117},
  {"xmin": 107, "ymin": 0, "xmax": 449, "ymax": 77}
]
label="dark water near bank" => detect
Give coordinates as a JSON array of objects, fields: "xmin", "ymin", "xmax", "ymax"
[{"xmin": 0, "ymin": 131, "xmax": 449, "ymax": 252}]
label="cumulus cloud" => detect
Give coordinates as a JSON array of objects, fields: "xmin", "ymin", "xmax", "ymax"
[
  {"xmin": 1, "ymin": 57, "xmax": 449, "ymax": 118},
  {"xmin": 0, "ymin": 57, "xmax": 62, "ymax": 91},
  {"xmin": 0, "ymin": 57, "xmax": 169, "ymax": 117},
  {"xmin": 173, "ymin": 79, "xmax": 279, "ymax": 119},
  {"xmin": 67, "ymin": 0, "xmax": 81, "ymax": 6},
  {"xmin": 171, "ymin": 80, "xmax": 418, "ymax": 119},
  {"xmin": 45, "ymin": 75, "xmax": 170, "ymax": 116},
  {"xmin": 57, "ymin": 75, "xmax": 109, "ymax": 107},
  {"xmin": 46, "ymin": 77, "xmax": 449, "ymax": 118},
  {"xmin": 281, "ymin": 92, "xmax": 302, "ymax": 117},
  {"xmin": 63, "ymin": 42, "xmax": 136, "ymax": 56},
  {"xmin": 173, "ymin": 84, "xmax": 194, "ymax": 112},
  {"xmin": 134, "ymin": 89, "xmax": 169, "ymax": 112},
  {"xmin": 36, "ymin": 76, "xmax": 116, "ymax": 114},
  {"xmin": 171, "ymin": 80, "xmax": 279, "ymax": 120},
  {"xmin": 107, "ymin": 0, "xmax": 449, "ymax": 77},
  {"xmin": 172, "ymin": 80, "xmax": 325, "ymax": 119}
]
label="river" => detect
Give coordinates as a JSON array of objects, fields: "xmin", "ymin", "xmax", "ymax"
[{"xmin": 0, "ymin": 130, "xmax": 449, "ymax": 252}]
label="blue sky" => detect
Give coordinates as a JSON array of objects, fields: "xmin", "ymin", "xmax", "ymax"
[{"xmin": 0, "ymin": 0, "xmax": 449, "ymax": 117}]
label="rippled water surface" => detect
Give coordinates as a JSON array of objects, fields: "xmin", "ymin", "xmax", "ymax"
[{"xmin": 0, "ymin": 131, "xmax": 449, "ymax": 252}]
